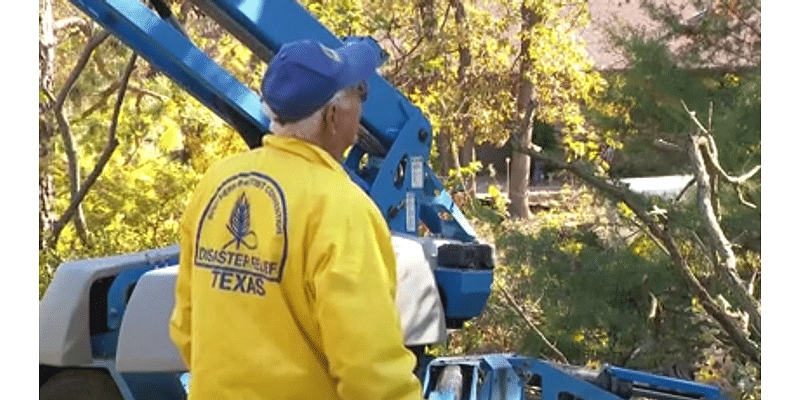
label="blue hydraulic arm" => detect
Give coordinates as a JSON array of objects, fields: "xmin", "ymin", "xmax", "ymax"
[
  {"xmin": 423, "ymin": 355, "xmax": 733, "ymax": 400},
  {"xmin": 69, "ymin": 0, "xmax": 477, "ymax": 242}
]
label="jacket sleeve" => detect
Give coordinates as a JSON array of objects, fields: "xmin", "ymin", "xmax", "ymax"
[
  {"xmin": 308, "ymin": 194, "xmax": 422, "ymax": 400},
  {"xmin": 169, "ymin": 209, "xmax": 194, "ymax": 369}
]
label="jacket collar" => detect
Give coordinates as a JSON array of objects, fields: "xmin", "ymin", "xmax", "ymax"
[{"xmin": 261, "ymin": 135, "xmax": 343, "ymax": 172}]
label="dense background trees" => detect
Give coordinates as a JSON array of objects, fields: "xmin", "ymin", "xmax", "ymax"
[
  {"xmin": 444, "ymin": 1, "xmax": 761, "ymax": 398},
  {"xmin": 38, "ymin": 0, "xmax": 760, "ymax": 398}
]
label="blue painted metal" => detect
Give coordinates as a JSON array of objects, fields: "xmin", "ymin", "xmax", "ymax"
[
  {"xmin": 106, "ymin": 266, "xmax": 155, "ymax": 331},
  {"xmin": 190, "ymin": 0, "xmax": 423, "ymax": 148},
  {"xmin": 508, "ymin": 357, "xmax": 624, "ymax": 400},
  {"xmin": 479, "ymin": 355, "xmax": 525, "ymax": 400},
  {"xmin": 423, "ymin": 355, "xmax": 733, "ymax": 400},
  {"xmin": 434, "ymin": 268, "xmax": 492, "ymax": 321},
  {"xmin": 90, "ymin": 331, "xmax": 121, "ymax": 358},
  {"xmin": 121, "ymin": 372, "xmax": 188, "ymax": 399},
  {"xmin": 424, "ymin": 358, "xmax": 478, "ymax": 400},
  {"xmin": 90, "ymin": 248, "xmax": 179, "ymax": 358},
  {"xmin": 602, "ymin": 365, "xmax": 730, "ymax": 400},
  {"xmin": 107, "ymin": 252, "xmax": 179, "ymax": 330}
]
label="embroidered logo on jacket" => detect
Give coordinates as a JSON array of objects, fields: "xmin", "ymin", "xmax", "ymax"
[
  {"xmin": 224, "ymin": 193, "xmax": 257, "ymax": 250},
  {"xmin": 195, "ymin": 172, "xmax": 288, "ymax": 296}
]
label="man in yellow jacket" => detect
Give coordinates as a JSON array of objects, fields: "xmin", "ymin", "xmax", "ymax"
[{"xmin": 169, "ymin": 38, "xmax": 423, "ymax": 399}]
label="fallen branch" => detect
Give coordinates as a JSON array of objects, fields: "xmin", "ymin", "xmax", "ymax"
[
  {"xmin": 681, "ymin": 100, "xmax": 760, "ymax": 204},
  {"xmin": 620, "ymin": 212, "xmax": 670, "ymax": 256},
  {"xmin": 511, "ymin": 139, "xmax": 761, "ymax": 364},
  {"xmin": 736, "ymin": 185, "xmax": 758, "ymax": 210},
  {"xmin": 700, "ymin": 143, "xmax": 761, "ymax": 186},
  {"xmin": 684, "ymin": 103, "xmax": 761, "ymax": 338},
  {"xmin": 499, "ymin": 286, "xmax": 569, "ymax": 364}
]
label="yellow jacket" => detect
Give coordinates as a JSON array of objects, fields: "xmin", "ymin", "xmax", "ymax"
[{"xmin": 170, "ymin": 135, "xmax": 422, "ymax": 400}]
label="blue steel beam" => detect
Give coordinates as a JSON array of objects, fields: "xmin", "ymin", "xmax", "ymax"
[{"xmin": 71, "ymin": 0, "xmax": 270, "ymax": 149}]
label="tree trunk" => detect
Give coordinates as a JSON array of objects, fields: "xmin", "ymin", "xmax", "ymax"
[
  {"xmin": 436, "ymin": 129, "xmax": 457, "ymax": 175},
  {"xmin": 39, "ymin": 0, "xmax": 56, "ymax": 249},
  {"xmin": 509, "ymin": 110, "xmax": 533, "ymax": 218},
  {"xmin": 459, "ymin": 135, "xmax": 475, "ymax": 168},
  {"xmin": 459, "ymin": 134, "xmax": 476, "ymax": 192},
  {"xmin": 452, "ymin": 0, "xmax": 475, "ymax": 193},
  {"xmin": 508, "ymin": 1, "xmax": 537, "ymax": 219},
  {"xmin": 417, "ymin": 0, "xmax": 437, "ymax": 41},
  {"xmin": 40, "ymin": 119, "xmax": 56, "ymax": 249}
]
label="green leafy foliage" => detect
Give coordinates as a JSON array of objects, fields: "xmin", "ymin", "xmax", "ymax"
[{"xmin": 39, "ymin": 1, "xmax": 249, "ymax": 296}]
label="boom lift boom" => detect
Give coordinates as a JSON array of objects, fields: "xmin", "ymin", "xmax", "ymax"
[{"xmin": 39, "ymin": 1, "xmax": 732, "ymax": 399}]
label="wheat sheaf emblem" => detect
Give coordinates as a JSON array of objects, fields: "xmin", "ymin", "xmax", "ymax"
[{"xmin": 223, "ymin": 193, "xmax": 258, "ymax": 250}]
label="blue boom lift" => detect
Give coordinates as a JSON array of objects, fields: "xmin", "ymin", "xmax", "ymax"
[{"xmin": 39, "ymin": 0, "xmax": 732, "ymax": 399}]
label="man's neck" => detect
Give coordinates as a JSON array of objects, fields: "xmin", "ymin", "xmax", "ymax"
[{"xmin": 272, "ymin": 130, "xmax": 341, "ymax": 161}]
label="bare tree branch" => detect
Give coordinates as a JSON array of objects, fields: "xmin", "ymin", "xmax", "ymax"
[
  {"xmin": 53, "ymin": 31, "xmax": 111, "ymax": 112},
  {"xmin": 681, "ymin": 100, "xmax": 762, "ymax": 187},
  {"xmin": 93, "ymin": 50, "xmax": 116, "ymax": 80},
  {"xmin": 699, "ymin": 142, "xmax": 761, "ymax": 186},
  {"xmin": 498, "ymin": 286, "xmax": 569, "ymax": 364},
  {"xmin": 653, "ymin": 138, "xmax": 683, "ymax": 152},
  {"xmin": 747, "ymin": 271, "xmax": 758, "ymax": 297},
  {"xmin": 680, "ymin": 100, "xmax": 709, "ymax": 135},
  {"xmin": 620, "ymin": 212, "xmax": 670, "ymax": 256},
  {"xmin": 690, "ymin": 230, "xmax": 715, "ymax": 269},
  {"xmin": 735, "ymin": 186, "xmax": 758, "ymax": 210},
  {"xmin": 54, "ymin": 17, "xmax": 89, "ymax": 34},
  {"xmin": 77, "ymin": 80, "xmax": 167, "ymax": 121},
  {"xmin": 707, "ymin": 101, "xmax": 713, "ymax": 134},
  {"xmin": 48, "ymin": 43, "xmax": 134, "ymax": 249},
  {"xmin": 674, "ymin": 176, "xmax": 696, "ymax": 203},
  {"xmin": 49, "ymin": 30, "xmax": 112, "ymax": 247}
]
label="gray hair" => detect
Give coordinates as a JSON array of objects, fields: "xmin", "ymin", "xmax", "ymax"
[{"xmin": 263, "ymin": 88, "xmax": 358, "ymax": 140}]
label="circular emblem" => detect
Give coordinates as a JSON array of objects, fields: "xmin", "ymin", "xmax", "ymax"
[{"xmin": 195, "ymin": 172, "xmax": 288, "ymax": 284}]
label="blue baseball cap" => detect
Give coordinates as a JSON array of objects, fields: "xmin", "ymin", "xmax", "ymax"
[{"xmin": 261, "ymin": 39, "xmax": 379, "ymax": 123}]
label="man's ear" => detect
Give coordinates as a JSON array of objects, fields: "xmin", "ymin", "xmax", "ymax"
[{"xmin": 323, "ymin": 103, "xmax": 337, "ymax": 129}]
